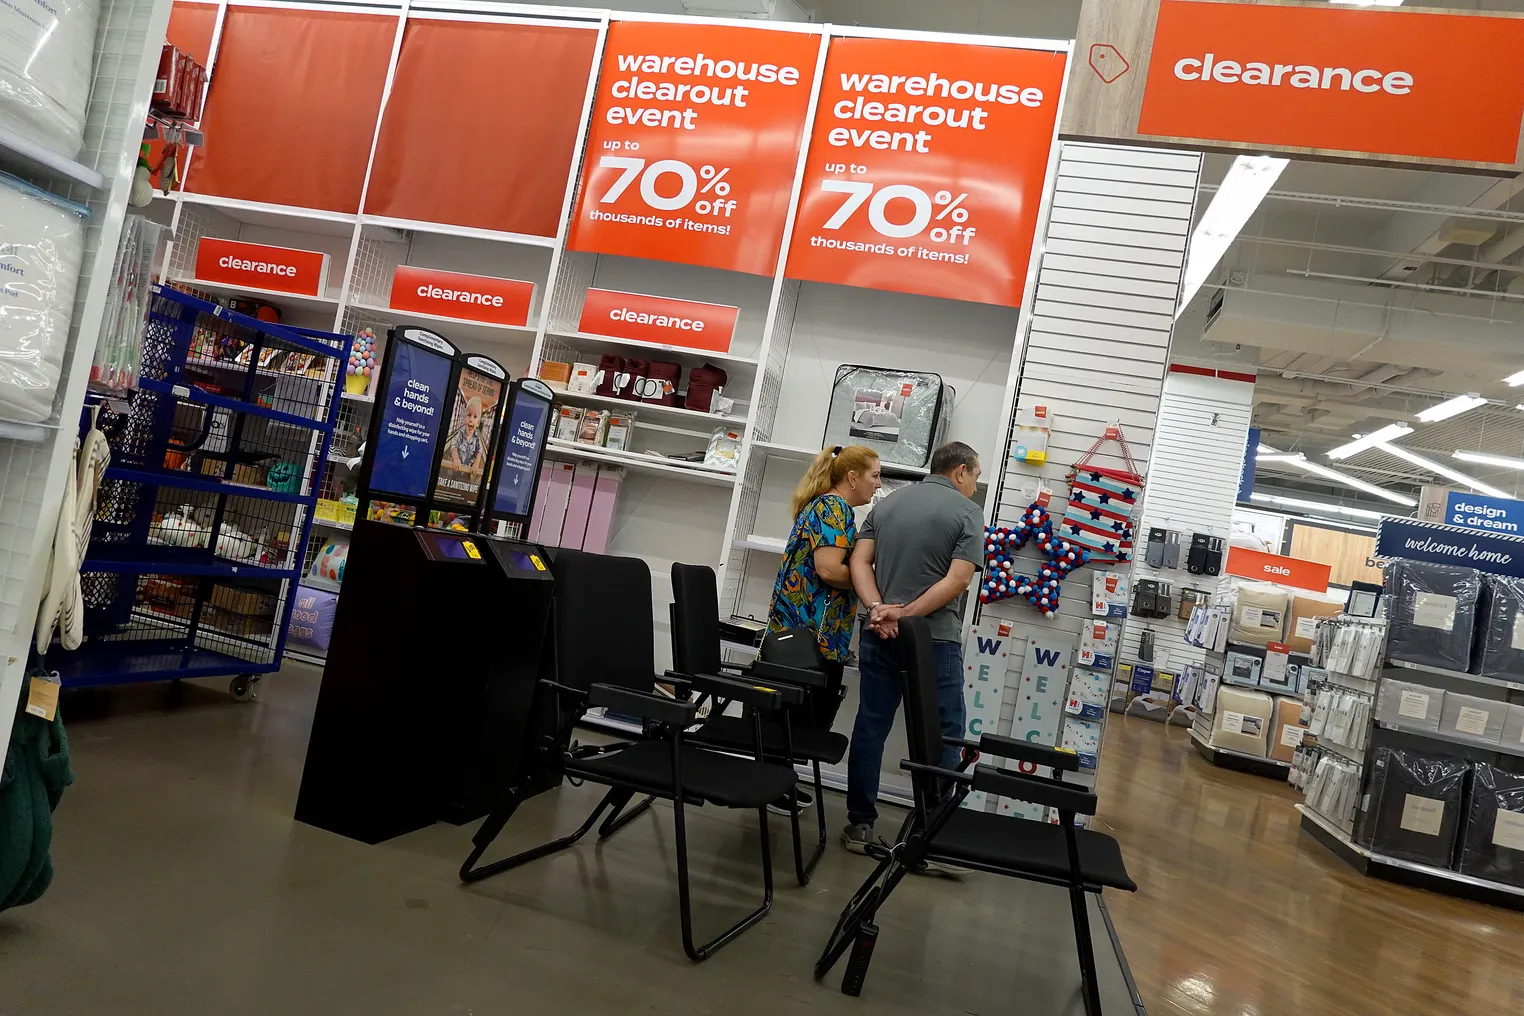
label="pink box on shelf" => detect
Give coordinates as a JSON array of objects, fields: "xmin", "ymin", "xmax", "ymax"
[
  {"xmin": 526, "ymin": 464, "xmax": 556, "ymax": 543},
  {"xmin": 582, "ymin": 466, "xmax": 624, "ymax": 554},
  {"xmin": 561, "ymin": 462, "xmax": 598, "ymax": 549},
  {"xmin": 535, "ymin": 460, "xmax": 577, "ymax": 548}
]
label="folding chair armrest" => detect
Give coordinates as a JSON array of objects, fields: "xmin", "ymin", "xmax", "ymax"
[
  {"xmin": 663, "ymin": 670, "xmax": 793, "ymax": 708},
  {"xmin": 970, "ymin": 733, "xmax": 1081, "ymax": 773},
  {"xmin": 746, "ymin": 659, "xmax": 827, "ymax": 690},
  {"xmin": 588, "ymin": 683, "xmax": 699, "ymax": 727},
  {"xmin": 971, "ymin": 763, "xmax": 1097, "ymax": 816},
  {"xmin": 542, "ymin": 679, "xmax": 588, "ymax": 701},
  {"xmin": 901, "ymin": 760, "xmax": 973, "ymax": 785}
]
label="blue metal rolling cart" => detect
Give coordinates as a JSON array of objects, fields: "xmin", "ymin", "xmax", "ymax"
[{"xmin": 52, "ymin": 286, "xmax": 345, "ymax": 699}]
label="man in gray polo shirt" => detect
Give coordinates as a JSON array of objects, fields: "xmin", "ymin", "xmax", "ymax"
[{"xmin": 843, "ymin": 441, "xmax": 984, "ymax": 853}]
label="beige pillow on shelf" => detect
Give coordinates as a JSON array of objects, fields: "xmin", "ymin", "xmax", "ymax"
[{"xmin": 1230, "ymin": 584, "xmax": 1290, "ymax": 647}]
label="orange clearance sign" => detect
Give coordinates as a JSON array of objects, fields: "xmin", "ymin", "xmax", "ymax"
[
  {"xmin": 1224, "ymin": 546, "xmax": 1331, "ymax": 593},
  {"xmin": 388, "ymin": 266, "xmax": 534, "ymax": 327},
  {"xmin": 1138, "ymin": 0, "xmax": 1524, "ymax": 165},
  {"xmin": 193, "ymin": 238, "xmax": 330, "ymax": 296},
  {"xmin": 578, "ymin": 288, "xmax": 738, "ymax": 353},
  {"xmin": 568, "ymin": 21, "xmax": 822, "ymax": 276},
  {"xmin": 786, "ymin": 38, "xmax": 1066, "ymax": 307}
]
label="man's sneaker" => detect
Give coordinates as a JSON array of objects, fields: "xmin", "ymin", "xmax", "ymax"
[
  {"xmin": 767, "ymin": 788, "xmax": 815, "ymax": 816},
  {"xmin": 840, "ymin": 822, "xmax": 878, "ymax": 854},
  {"xmin": 911, "ymin": 856, "xmax": 973, "ymax": 879}
]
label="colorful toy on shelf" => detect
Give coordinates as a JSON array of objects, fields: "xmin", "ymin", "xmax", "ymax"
[
  {"xmin": 347, "ymin": 328, "xmax": 377, "ymax": 395},
  {"xmin": 310, "ymin": 538, "xmax": 350, "ymax": 585}
]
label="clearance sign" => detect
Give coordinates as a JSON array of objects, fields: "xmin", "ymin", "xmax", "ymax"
[
  {"xmin": 1138, "ymin": 0, "xmax": 1524, "ymax": 165},
  {"xmin": 568, "ymin": 20, "xmax": 822, "ymax": 276},
  {"xmin": 1065, "ymin": 0, "xmax": 1524, "ymax": 170},
  {"xmin": 193, "ymin": 238, "xmax": 329, "ymax": 296},
  {"xmin": 786, "ymin": 38, "xmax": 1067, "ymax": 307},
  {"xmin": 388, "ymin": 266, "xmax": 534, "ymax": 328}
]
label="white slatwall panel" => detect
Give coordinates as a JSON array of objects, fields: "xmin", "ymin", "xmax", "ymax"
[
  {"xmin": 979, "ymin": 142, "xmax": 1203, "ymax": 782},
  {"xmin": 1117, "ymin": 370, "xmax": 1255, "ymax": 676}
]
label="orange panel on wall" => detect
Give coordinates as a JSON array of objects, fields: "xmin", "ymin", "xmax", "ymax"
[
  {"xmin": 365, "ymin": 19, "xmax": 597, "ymax": 237},
  {"xmin": 186, "ymin": 6, "xmax": 395, "ymax": 213},
  {"xmin": 167, "ymin": 0, "xmax": 217, "ymax": 63}
]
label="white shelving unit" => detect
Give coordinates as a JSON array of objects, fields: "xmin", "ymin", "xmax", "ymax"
[
  {"xmin": 0, "ymin": 0, "xmax": 178, "ymax": 755},
  {"xmin": 544, "ymin": 439, "xmax": 738, "ymax": 487}
]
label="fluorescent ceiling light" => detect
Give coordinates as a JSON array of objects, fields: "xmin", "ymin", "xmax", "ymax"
[
  {"xmin": 1327, "ymin": 423, "xmax": 1414, "ymax": 460},
  {"xmin": 1454, "ymin": 450, "xmax": 1524, "ymax": 472},
  {"xmin": 1375, "ymin": 442, "xmax": 1510, "ymax": 498},
  {"xmin": 1255, "ymin": 453, "xmax": 1417, "ymax": 506},
  {"xmin": 1249, "ymin": 492, "xmax": 1386, "ymax": 520},
  {"xmin": 1504, "ymin": 369, "xmax": 1524, "ymax": 387},
  {"xmin": 1415, "ymin": 394, "xmax": 1486, "ymax": 423},
  {"xmin": 1256, "ymin": 443, "xmax": 1278, "ymax": 454},
  {"xmin": 1176, "ymin": 155, "xmax": 1289, "ymax": 319}
]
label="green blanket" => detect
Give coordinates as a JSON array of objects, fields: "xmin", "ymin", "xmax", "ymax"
[{"xmin": 0, "ymin": 703, "xmax": 74, "ymax": 912}]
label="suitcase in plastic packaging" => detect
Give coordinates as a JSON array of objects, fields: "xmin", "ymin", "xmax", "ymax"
[
  {"xmin": 1458, "ymin": 762, "xmax": 1524, "ymax": 886},
  {"xmin": 822, "ymin": 365, "xmax": 951, "ymax": 469},
  {"xmin": 1384, "ymin": 559, "xmax": 1480, "ymax": 672},
  {"xmin": 1355, "ymin": 746, "xmax": 1466, "ymax": 867}
]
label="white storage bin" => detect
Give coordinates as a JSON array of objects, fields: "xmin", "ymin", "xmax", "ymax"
[
  {"xmin": 1376, "ymin": 679, "xmax": 1444, "ymax": 733},
  {"xmin": 1439, "ymin": 693, "xmax": 1507, "ymax": 745},
  {"xmin": 1502, "ymin": 704, "xmax": 1524, "ymax": 750}
]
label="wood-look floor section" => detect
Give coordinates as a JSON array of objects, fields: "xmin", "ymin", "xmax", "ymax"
[{"xmin": 1093, "ymin": 715, "xmax": 1524, "ymax": 1016}]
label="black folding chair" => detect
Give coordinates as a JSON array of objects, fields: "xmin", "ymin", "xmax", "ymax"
[
  {"xmin": 814, "ymin": 615, "xmax": 1136, "ymax": 1016},
  {"xmin": 668, "ymin": 562, "xmax": 848, "ymax": 885},
  {"xmin": 459, "ymin": 549, "xmax": 797, "ymax": 962}
]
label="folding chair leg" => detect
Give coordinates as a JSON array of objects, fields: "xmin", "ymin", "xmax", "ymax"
[
  {"xmin": 788, "ymin": 761, "xmax": 831, "ymax": 886},
  {"xmin": 814, "ymin": 847, "xmax": 907, "ymax": 984},
  {"xmin": 460, "ymin": 785, "xmax": 621, "ymax": 884},
  {"xmin": 599, "ymin": 792, "xmax": 656, "ymax": 840},
  {"xmin": 674, "ymin": 799, "xmax": 776, "ymax": 962},
  {"xmin": 1068, "ymin": 884, "xmax": 1103, "ymax": 1016}
]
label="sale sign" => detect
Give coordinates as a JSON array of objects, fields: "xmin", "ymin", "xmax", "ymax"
[
  {"xmin": 388, "ymin": 266, "xmax": 534, "ymax": 327},
  {"xmin": 786, "ymin": 39, "xmax": 1067, "ymax": 306},
  {"xmin": 1223, "ymin": 546, "xmax": 1331, "ymax": 593},
  {"xmin": 194, "ymin": 238, "xmax": 331, "ymax": 296},
  {"xmin": 578, "ymin": 288, "xmax": 738, "ymax": 353},
  {"xmin": 1138, "ymin": 0, "xmax": 1524, "ymax": 166},
  {"xmin": 568, "ymin": 20, "xmax": 822, "ymax": 276}
]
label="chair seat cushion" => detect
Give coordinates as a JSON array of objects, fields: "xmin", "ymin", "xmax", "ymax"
[
  {"xmin": 929, "ymin": 809, "xmax": 1136, "ymax": 892},
  {"xmin": 689, "ymin": 716, "xmax": 849, "ymax": 764},
  {"xmin": 571, "ymin": 741, "xmax": 796, "ymax": 809}
]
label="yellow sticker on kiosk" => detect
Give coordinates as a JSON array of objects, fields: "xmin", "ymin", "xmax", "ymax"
[
  {"xmin": 529, "ymin": 555, "xmax": 546, "ymax": 571},
  {"xmin": 462, "ymin": 540, "xmax": 480, "ymax": 560}
]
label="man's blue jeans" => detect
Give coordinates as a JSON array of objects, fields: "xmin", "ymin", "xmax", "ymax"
[{"xmin": 846, "ymin": 628, "xmax": 966, "ymax": 828}]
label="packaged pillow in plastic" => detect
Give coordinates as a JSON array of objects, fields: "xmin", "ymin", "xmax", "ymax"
[
  {"xmin": 1228, "ymin": 582, "xmax": 1289, "ymax": 647},
  {"xmin": 822, "ymin": 365, "xmax": 951, "ymax": 468},
  {"xmin": 0, "ymin": 173, "xmax": 87, "ymax": 423},
  {"xmin": 1355, "ymin": 746, "xmax": 1466, "ymax": 867},
  {"xmin": 1458, "ymin": 762, "xmax": 1524, "ymax": 887},
  {"xmin": 1384, "ymin": 559, "xmax": 1481, "ymax": 673},
  {"xmin": 0, "ymin": 0, "xmax": 100, "ymax": 156},
  {"xmin": 1474, "ymin": 574, "xmax": 1524, "ymax": 679}
]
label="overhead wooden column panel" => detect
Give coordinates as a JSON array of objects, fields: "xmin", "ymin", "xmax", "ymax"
[
  {"xmin": 364, "ymin": 18, "xmax": 599, "ymax": 237},
  {"xmin": 185, "ymin": 5, "xmax": 395, "ymax": 212}
]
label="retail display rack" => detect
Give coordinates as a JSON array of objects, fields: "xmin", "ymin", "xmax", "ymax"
[
  {"xmin": 1295, "ymin": 519, "xmax": 1524, "ymax": 910},
  {"xmin": 53, "ymin": 287, "xmax": 343, "ymax": 697},
  {"xmin": 0, "ymin": 0, "xmax": 180, "ymax": 753}
]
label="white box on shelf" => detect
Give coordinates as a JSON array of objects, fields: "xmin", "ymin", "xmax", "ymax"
[
  {"xmin": 1377, "ymin": 679, "xmax": 1444, "ymax": 733},
  {"xmin": 1439, "ymin": 692, "xmax": 1506, "ymax": 745}
]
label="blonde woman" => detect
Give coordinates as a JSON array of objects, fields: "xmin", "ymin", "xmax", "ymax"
[{"xmin": 767, "ymin": 446, "xmax": 882, "ymax": 781}]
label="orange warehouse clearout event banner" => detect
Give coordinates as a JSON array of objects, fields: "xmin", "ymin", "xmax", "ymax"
[
  {"xmin": 786, "ymin": 38, "xmax": 1067, "ymax": 306},
  {"xmin": 568, "ymin": 21, "xmax": 823, "ymax": 276}
]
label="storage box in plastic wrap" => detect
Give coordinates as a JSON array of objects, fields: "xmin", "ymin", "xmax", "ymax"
[
  {"xmin": 1355, "ymin": 746, "xmax": 1466, "ymax": 867},
  {"xmin": 1228, "ymin": 582, "xmax": 1288, "ymax": 647},
  {"xmin": 1457, "ymin": 762, "xmax": 1524, "ymax": 887},
  {"xmin": 1383, "ymin": 559, "xmax": 1480, "ymax": 672},
  {"xmin": 1474, "ymin": 574, "xmax": 1524, "ymax": 680},
  {"xmin": 1376, "ymin": 678, "xmax": 1444, "ymax": 733},
  {"xmin": 1211, "ymin": 687, "xmax": 1273, "ymax": 756},
  {"xmin": 822, "ymin": 365, "xmax": 950, "ymax": 469},
  {"xmin": 1438, "ymin": 692, "xmax": 1507, "ymax": 746},
  {"xmin": 0, "ymin": 173, "xmax": 86, "ymax": 423},
  {"xmin": 1501, "ymin": 704, "xmax": 1524, "ymax": 750},
  {"xmin": 0, "ymin": 0, "xmax": 99, "ymax": 156}
]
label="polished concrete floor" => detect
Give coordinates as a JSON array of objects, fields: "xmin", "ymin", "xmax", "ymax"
[
  {"xmin": 8, "ymin": 665, "xmax": 1524, "ymax": 1015},
  {"xmin": 1, "ymin": 663, "xmax": 1136, "ymax": 1016}
]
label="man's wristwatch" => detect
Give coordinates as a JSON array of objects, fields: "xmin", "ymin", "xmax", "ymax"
[{"xmin": 869, "ymin": 601, "xmax": 882, "ymax": 611}]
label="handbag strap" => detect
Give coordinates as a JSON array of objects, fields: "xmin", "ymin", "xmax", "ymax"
[{"xmin": 1073, "ymin": 423, "xmax": 1139, "ymax": 476}]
